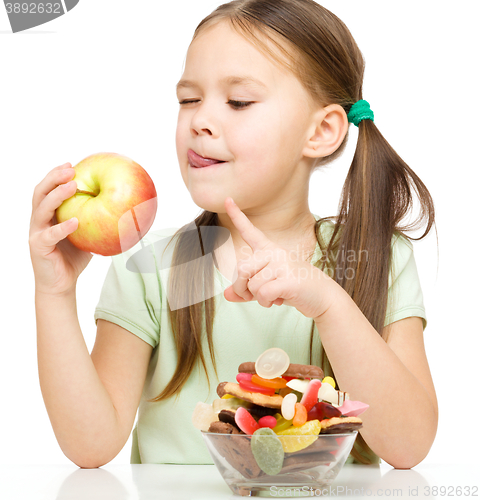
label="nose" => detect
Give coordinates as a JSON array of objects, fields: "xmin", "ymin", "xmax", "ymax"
[{"xmin": 190, "ymin": 102, "xmax": 217, "ymax": 137}]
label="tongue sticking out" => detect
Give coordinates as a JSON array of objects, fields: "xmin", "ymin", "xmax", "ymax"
[{"xmin": 188, "ymin": 150, "xmax": 225, "ymax": 168}]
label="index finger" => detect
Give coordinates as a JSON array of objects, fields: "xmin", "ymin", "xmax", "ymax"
[
  {"xmin": 32, "ymin": 162, "xmax": 74, "ymax": 212},
  {"xmin": 225, "ymin": 197, "xmax": 271, "ymax": 251}
]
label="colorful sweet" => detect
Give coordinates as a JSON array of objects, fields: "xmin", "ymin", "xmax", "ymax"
[
  {"xmin": 192, "ymin": 401, "xmax": 218, "ymax": 431},
  {"xmin": 251, "ymin": 427, "xmax": 285, "ymax": 475},
  {"xmin": 292, "ymin": 403, "xmax": 308, "ymax": 427},
  {"xmin": 337, "ymin": 400, "xmax": 370, "ymax": 417},
  {"xmin": 257, "ymin": 415, "xmax": 278, "ymax": 429},
  {"xmin": 276, "ymin": 419, "xmax": 322, "ymax": 453},
  {"xmin": 255, "ymin": 347, "xmax": 290, "ymax": 379},
  {"xmin": 195, "ymin": 348, "xmax": 368, "ymax": 479},
  {"xmin": 281, "ymin": 392, "xmax": 297, "ymax": 420},
  {"xmin": 300, "ymin": 379, "xmax": 323, "ymax": 412},
  {"xmin": 307, "ymin": 401, "xmax": 342, "ymax": 421},
  {"xmin": 235, "ymin": 407, "xmax": 260, "ymax": 434}
]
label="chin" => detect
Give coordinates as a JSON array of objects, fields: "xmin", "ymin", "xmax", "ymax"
[{"xmin": 189, "ymin": 191, "xmax": 229, "ymax": 215}]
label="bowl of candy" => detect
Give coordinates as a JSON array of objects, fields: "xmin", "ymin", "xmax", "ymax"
[{"xmin": 192, "ymin": 348, "xmax": 369, "ymax": 497}]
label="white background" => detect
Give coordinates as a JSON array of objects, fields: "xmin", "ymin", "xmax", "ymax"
[{"xmin": 0, "ymin": 0, "xmax": 478, "ymax": 468}]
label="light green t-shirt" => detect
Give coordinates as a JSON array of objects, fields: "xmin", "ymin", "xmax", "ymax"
[{"xmin": 94, "ymin": 216, "xmax": 427, "ymax": 465}]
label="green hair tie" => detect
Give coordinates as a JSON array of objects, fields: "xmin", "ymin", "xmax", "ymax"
[{"xmin": 347, "ymin": 99, "xmax": 374, "ymax": 126}]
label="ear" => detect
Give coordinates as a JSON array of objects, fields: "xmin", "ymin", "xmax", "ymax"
[{"xmin": 302, "ymin": 104, "xmax": 349, "ymax": 159}]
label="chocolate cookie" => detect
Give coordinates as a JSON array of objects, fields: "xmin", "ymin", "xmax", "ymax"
[
  {"xmin": 217, "ymin": 382, "xmax": 283, "ymax": 409},
  {"xmin": 206, "ymin": 432, "xmax": 265, "ymax": 479},
  {"xmin": 238, "ymin": 362, "xmax": 324, "ymax": 380},
  {"xmin": 280, "ymin": 451, "xmax": 335, "ymax": 473},
  {"xmin": 320, "ymin": 416, "xmax": 363, "ymax": 434},
  {"xmin": 208, "ymin": 421, "xmax": 242, "ymax": 434},
  {"xmin": 218, "ymin": 410, "xmax": 239, "ymax": 429}
]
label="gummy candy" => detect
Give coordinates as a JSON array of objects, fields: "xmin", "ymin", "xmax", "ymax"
[
  {"xmin": 281, "ymin": 392, "xmax": 297, "ymax": 420},
  {"xmin": 235, "ymin": 407, "xmax": 260, "ymax": 434},
  {"xmin": 255, "ymin": 347, "xmax": 290, "ymax": 379},
  {"xmin": 251, "ymin": 427, "xmax": 285, "ymax": 475},
  {"xmin": 286, "ymin": 378, "xmax": 310, "ymax": 393},
  {"xmin": 272, "ymin": 414, "xmax": 293, "ymax": 433},
  {"xmin": 276, "ymin": 419, "xmax": 322, "ymax": 453},
  {"xmin": 192, "ymin": 401, "xmax": 218, "ymax": 431},
  {"xmin": 307, "ymin": 401, "xmax": 342, "ymax": 421},
  {"xmin": 300, "ymin": 379, "xmax": 322, "ymax": 412},
  {"xmin": 239, "ymin": 379, "xmax": 276, "ymax": 396},
  {"xmin": 251, "ymin": 374, "xmax": 287, "ymax": 389},
  {"xmin": 317, "ymin": 381, "xmax": 339, "ymax": 404},
  {"xmin": 293, "ymin": 403, "xmax": 307, "ymax": 427},
  {"xmin": 257, "ymin": 415, "xmax": 278, "ymax": 429},
  {"xmin": 337, "ymin": 400, "xmax": 369, "ymax": 417},
  {"xmin": 322, "ymin": 376, "xmax": 336, "ymax": 388},
  {"xmin": 236, "ymin": 372, "xmax": 252, "ymax": 383}
]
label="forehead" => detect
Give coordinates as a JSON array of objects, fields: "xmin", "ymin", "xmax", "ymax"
[{"xmin": 179, "ymin": 21, "xmax": 293, "ymax": 91}]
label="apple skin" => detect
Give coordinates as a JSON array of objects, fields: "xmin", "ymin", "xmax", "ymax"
[{"xmin": 56, "ymin": 152, "xmax": 157, "ymax": 256}]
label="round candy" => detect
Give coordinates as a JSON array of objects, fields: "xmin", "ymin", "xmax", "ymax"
[
  {"xmin": 281, "ymin": 392, "xmax": 297, "ymax": 421},
  {"xmin": 257, "ymin": 415, "xmax": 278, "ymax": 429},
  {"xmin": 255, "ymin": 348, "xmax": 290, "ymax": 380},
  {"xmin": 251, "ymin": 374, "xmax": 287, "ymax": 389},
  {"xmin": 236, "ymin": 372, "xmax": 253, "ymax": 383},
  {"xmin": 251, "ymin": 427, "xmax": 285, "ymax": 475},
  {"xmin": 322, "ymin": 376, "xmax": 336, "ymax": 388}
]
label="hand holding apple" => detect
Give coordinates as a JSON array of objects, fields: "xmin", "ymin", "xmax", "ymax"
[{"xmin": 55, "ymin": 152, "xmax": 157, "ymax": 256}]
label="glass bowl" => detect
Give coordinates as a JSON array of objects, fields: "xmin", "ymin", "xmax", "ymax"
[{"xmin": 202, "ymin": 430, "xmax": 357, "ymax": 497}]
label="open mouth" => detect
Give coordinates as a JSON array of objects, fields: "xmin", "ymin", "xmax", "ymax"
[{"xmin": 188, "ymin": 149, "xmax": 227, "ymax": 168}]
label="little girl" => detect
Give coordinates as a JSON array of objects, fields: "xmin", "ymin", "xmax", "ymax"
[{"xmin": 29, "ymin": 0, "xmax": 438, "ymax": 469}]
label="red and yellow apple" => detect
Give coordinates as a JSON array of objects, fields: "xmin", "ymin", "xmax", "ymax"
[{"xmin": 56, "ymin": 152, "xmax": 157, "ymax": 256}]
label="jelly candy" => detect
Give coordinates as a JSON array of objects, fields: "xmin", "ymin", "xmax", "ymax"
[
  {"xmin": 276, "ymin": 419, "xmax": 322, "ymax": 453},
  {"xmin": 337, "ymin": 400, "xmax": 369, "ymax": 417},
  {"xmin": 257, "ymin": 415, "xmax": 278, "ymax": 429},
  {"xmin": 212, "ymin": 397, "xmax": 251, "ymax": 412},
  {"xmin": 272, "ymin": 414, "xmax": 293, "ymax": 433},
  {"xmin": 293, "ymin": 403, "xmax": 307, "ymax": 426},
  {"xmin": 191, "ymin": 402, "xmax": 218, "ymax": 431},
  {"xmin": 286, "ymin": 378, "xmax": 310, "ymax": 393},
  {"xmin": 307, "ymin": 401, "xmax": 342, "ymax": 421},
  {"xmin": 300, "ymin": 379, "xmax": 322, "ymax": 412},
  {"xmin": 251, "ymin": 374, "xmax": 287, "ymax": 389},
  {"xmin": 236, "ymin": 372, "xmax": 252, "ymax": 383},
  {"xmin": 255, "ymin": 347, "xmax": 290, "ymax": 379},
  {"xmin": 317, "ymin": 381, "xmax": 339, "ymax": 404},
  {"xmin": 235, "ymin": 407, "xmax": 260, "ymax": 434},
  {"xmin": 251, "ymin": 427, "xmax": 285, "ymax": 475},
  {"xmin": 281, "ymin": 392, "xmax": 297, "ymax": 421},
  {"xmin": 239, "ymin": 379, "xmax": 276, "ymax": 396},
  {"xmin": 322, "ymin": 376, "xmax": 336, "ymax": 388}
]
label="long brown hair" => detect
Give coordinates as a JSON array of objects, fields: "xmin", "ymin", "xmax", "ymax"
[{"xmin": 148, "ymin": 0, "xmax": 435, "ymax": 463}]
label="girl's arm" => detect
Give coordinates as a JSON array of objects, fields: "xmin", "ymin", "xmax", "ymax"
[
  {"xmin": 36, "ymin": 292, "xmax": 152, "ymax": 468},
  {"xmin": 314, "ymin": 286, "xmax": 438, "ymax": 469}
]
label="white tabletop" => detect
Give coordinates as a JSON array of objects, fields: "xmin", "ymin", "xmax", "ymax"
[{"xmin": 0, "ymin": 463, "xmax": 478, "ymax": 499}]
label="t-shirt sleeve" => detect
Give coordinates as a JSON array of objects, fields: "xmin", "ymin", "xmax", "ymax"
[
  {"xmin": 384, "ymin": 233, "xmax": 427, "ymax": 330},
  {"xmin": 93, "ymin": 231, "xmax": 170, "ymax": 348}
]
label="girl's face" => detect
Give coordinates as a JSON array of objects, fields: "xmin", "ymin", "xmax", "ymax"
[{"xmin": 175, "ymin": 21, "xmax": 316, "ymax": 215}]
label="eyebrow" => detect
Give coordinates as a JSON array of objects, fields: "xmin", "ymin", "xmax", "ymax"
[{"xmin": 176, "ymin": 75, "xmax": 268, "ymax": 92}]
